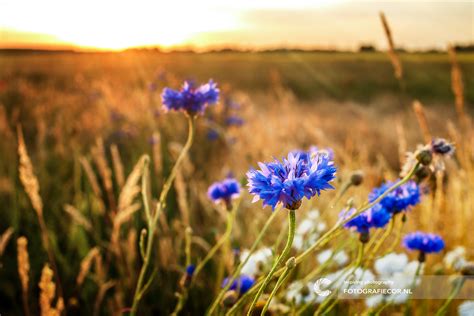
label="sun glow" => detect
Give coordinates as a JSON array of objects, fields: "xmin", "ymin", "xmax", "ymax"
[{"xmin": 0, "ymin": 0, "xmax": 240, "ymax": 50}]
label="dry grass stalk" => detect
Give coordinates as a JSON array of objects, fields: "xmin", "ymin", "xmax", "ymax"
[
  {"xmin": 110, "ymin": 144, "xmax": 125, "ymax": 189},
  {"xmin": 174, "ymin": 168, "xmax": 190, "ymax": 226},
  {"xmin": 91, "ymin": 138, "xmax": 115, "ymax": 210},
  {"xmin": 17, "ymin": 126, "xmax": 43, "ymax": 216},
  {"xmin": 379, "ymin": 12, "xmax": 403, "ymax": 80},
  {"xmin": 18, "ymin": 126, "xmax": 63, "ymax": 298},
  {"xmin": 448, "ymin": 45, "xmax": 465, "ymax": 122},
  {"xmin": 39, "ymin": 264, "xmax": 64, "ymax": 316},
  {"xmin": 412, "ymin": 100, "xmax": 431, "ymax": 143},
  {"xmin": 64, "ymin": 204, "xmax": 93, "ymax": 232},
  {"xmin": 79, "ymin": 156, "xmax": 103, "ymax": 199},
  {"xmin": 111, "ymin": 155, "xmax": 147, "ymax": 254},
  {"xmin": 17, "ymin": 237, "xmax": 30, "ymax": 291},
  {"xmin": 151, "ymin": 132, "xmax": 162, "ymax": 178},
  {"xmin": 76, "ymin": 247, "xmax": 100, "ymax": 286},
  {"xmin": 0, "ymin": 227, "xmax": 14, "ymax": 256},
  {"xmin": 17, "ymin": 236, "xmax": 31, "ymax": 316},
  {"xmin": 93, "ymin": 280, "xmax": 116, "ymax": 316},
  {"xmin": 395, "ymin": 118, "xmax": 407, "ymax": 166}
]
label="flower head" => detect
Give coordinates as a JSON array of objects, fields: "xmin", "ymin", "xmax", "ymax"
[
  {"xmin": 161, "ymin": 80, "xmax": 219, "ymax": 115},
  {"xmin": 341, "ymin": 205, "xmax": 392, "ymax": 234},
  {"xmin": 247, "ymin": 151, "xmax": 336, "ymax": 210},
  {"xmin": 431, "ymin": 138, "xmax": 455, "ymax": 156},
  {"xmin": 369, "ymin": 180, "xmax": 421, "ymax": 214},
  {"xmin": 185, "ymin": 264, "xmax": 196, "ymax": 277},
  {"xmin": 222, "ymin": 275, "xmax": 254, "ymax": 295},
  {"xmin": 403, "ymin": 232, "xmax": 445, "ymax": 254},
  {"xmin": 208, "ymin": 178, "xmax": 241, "ymax": 205}
]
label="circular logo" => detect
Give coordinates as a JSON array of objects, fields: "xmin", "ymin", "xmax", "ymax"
[{"xmin": 313, "ymin": 278, "xmax": 332, "ymax": 297}]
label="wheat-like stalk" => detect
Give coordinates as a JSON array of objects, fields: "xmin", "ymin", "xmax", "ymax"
[
  {"xmin": 151, "ymin": 132, "xmax": 162, "ymax": 179},
  {"xmin": 380, "ymin": 12, "xmax": 403, "ymax": 80},
  {"xmin": 174, "ymin": 168, "xmax": 190, "ymax": 226},
  {"xmin": 64, "ymin": 204, "xmax": 93, "ymax": 232},
  {"xmin": 79, "ymin": 156, "xmax": 103, "ymax": 199},
  {"xmin": 412, "ymin": 100, "xmax": 431, "ymax": 143},
  {"xmin": 17, "ymin": 126, "xmax": 43, "ymax": 216},
  {"xmin": 111, "ymin": 155, "xmax": 147, "ymax": 254},
  {"xmin": 448, "ymin": 45, "xmax": 465, "ymax": 122},
  {"xmin": 17, "ymin": 236, "xmax": 31, "ymax": 316},
  {"xmin": 39, "ymin": 264, "xmax": 64, "ymax": 316},
  {"xmin": 0, "ymin": 227, "xmax": 14, "ymax": 256},
  {"xmin": 76, "ymin": 247, "xmax": 100, "ymax": 287},
  {"xmin": 111, "ymin": 144, "xmax": 125, "ymax": 189},
  {"xmin": 395, "ymin": 117, "xmax": 407, "ymax": 166},
  {"xmin": 91, "ymin": 138, "xmax": 115, "ymax": 210}
]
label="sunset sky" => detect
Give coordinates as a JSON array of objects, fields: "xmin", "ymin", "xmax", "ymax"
[{"xmin": 0, "ymin": 0, "xmax": 473, "ymax": 51}]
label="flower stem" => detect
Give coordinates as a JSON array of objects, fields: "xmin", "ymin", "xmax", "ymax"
[
  {"xmin": 206, "ymin": 208, "xmax": 280, "ymax": 316},
  {"xmin": 260, "ymin": 257, "xmax": 295, "ymax": 316},
  {"xmin": 130, "ymin": 116, "xmax": 195, "ymax": 316},
  {"xmin": 247, "ymin": 209, "xmax": 296, "ymax": 316},
  {"xmin": 435, "ymin": 276, "xmax": 465, "ymax": 316},
  {"xmin": 366, "ymin": 215, "xmax": 396, "ymax": 263},
  {"xmin": 192, "ymin": 202, "xmax": 238, "ymax": 282}
]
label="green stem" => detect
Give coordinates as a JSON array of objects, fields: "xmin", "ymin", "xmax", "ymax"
[
  {"xmin": 247, "ymin": 209, "xmax": 296, "ymax": 316},
  {"xmin": 206, "ymin": 209, "xmax": 279, "ymax": 316},
  {"xmin": 192, "ymin": 203, "xmax": 238, "ymax": 282},
  {"xmin": 260, "ymin": 258, "xmax": 295, "ymax": 315},
  {"xmin": 435, "ymin": 276, "xmax": 465, "ymax": 316},
  {"xmin": 130, "ymin": 116, "xmax": 195, "ymax": 316},
  {"xmin": 366, "ymin": 215, "xmax": 396, "ymax": 263}
]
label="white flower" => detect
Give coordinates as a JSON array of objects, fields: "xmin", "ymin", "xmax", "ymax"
[
  {"xmin": 458, "ymin": 300, "xmax": 474, "ymax": 316},
  {"xmin": 375, "ymin": 253, "xmax": 408, "ymax": 276},
  {"xmin": 444, "ymin": 246, "xmax": 467, "ymax": 271},
  {"xmin": 317, "ymin": 249, "xmax": 349, "ymax": 267},
  {"xmin": 292, "ymin": 209, "xmax": 327, "ymax": 251},
  {"xmin": 285, "ymin": 281, "xmax": 316, "ymax": 305},
  {"xmin": 240, "ymin": 248, "xmax": 273, "ymax": 277}
]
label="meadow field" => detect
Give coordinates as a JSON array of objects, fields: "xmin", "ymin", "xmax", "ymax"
[{"xmin": 0, "ymin": 50, "xmax": 473, "ymax": 315}]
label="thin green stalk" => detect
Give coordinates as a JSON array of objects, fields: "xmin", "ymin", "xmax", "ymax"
[
  {"xmin": 260, "ymin": 257, "xmax": 295, "ymax": 315},
  {"xmin": 436, "ymin": 276, "xmax": 465, "ymax": 316},
  {"xmin": 366, "ymin": 215, "xmax": 396, "ymax": 263},
  {"xmin": 384, "ymin": 215, "xmax": 405, "ymax": 255},
  {"xmin": 227, "ymin": 163, "xmax": 420, "ymax": 315},
  {"xmin": 247, "ymin": 209, "xmax": 296, "ymax": 315},
  {"xmin": 130, "ymin": 116, "xmax": 195, "ymax": 316},
  {"xmin": 173, "ymin": 202, "xmax": 238, "ymax": 316},
  {"xmin": 206, "ymin": 209, "xmax": 280, "ymax": 316},
  {"xmin": 192, "ymin": 203, "xmax": 238, "ymax": 282}
]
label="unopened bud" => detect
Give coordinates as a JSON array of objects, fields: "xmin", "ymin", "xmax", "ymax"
[
  {"xmin": 359, "ymin": 231, "xmax": 370, "ymax": 244},
  {"xmin": 222, "ymin": 290, "xmax": 238, "ymax": 307},
  {"xmin": 350, "ymin": 171, "xmax": 364, "ymax": 186},
  {"xmin": 286, "ymin": 257, "xmax": 296, "ymax": 269},
  {"xmin": 461, "ymin": 262, "xmax": 474, "ymax": 276},
  {"xmin": 416, "ymin": 149, "xmax": 433, "ymax": 166}
]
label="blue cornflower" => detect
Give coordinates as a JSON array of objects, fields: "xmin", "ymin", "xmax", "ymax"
[
  {"xmin": 161, "ymin": 80, "xmax": 219, "ymax": 115},
  {"xmin": 247, "ymin": 151, "xmax": 336, "ymax": 210},
  {"xmin": 207, "ymin": 129, "xmax": 219, "ymax": 141},
  {"xmin": 222, "ymin": 275, "xmax": 255, "ymax": 295},
  {"xmin": 208, "ymin": 178, "xmax": 241, "ymax": 209},
  {"xmin": 341, "ymin": 205, "xmax": 392, "ymax": 234},
  {"xmin": 185, "ymin": 264, "xmax": 196, "ymax": 277},
  {"xmin": 369, "ymin": 180, "xmax": 421, "ymax": 214},
  {"xmin": 225, "ymin": 116, "xmax": 245, "ymax": 127},
  {"xmin": 431, "ymin": 138, "xmax": 455, "ymax": 156},
  {"xmin": 403, "ymin": 232, "xmax": 445, "ymax": 254}
]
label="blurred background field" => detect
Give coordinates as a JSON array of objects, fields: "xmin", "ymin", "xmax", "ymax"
[{"xmin": 0, "ymin": 48, "xmax": 473, "ymax": 315}]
